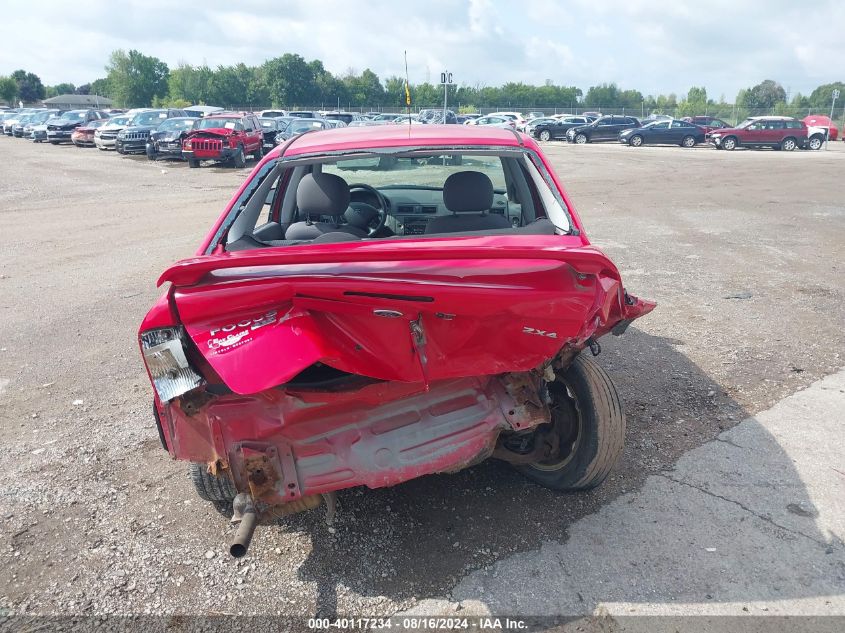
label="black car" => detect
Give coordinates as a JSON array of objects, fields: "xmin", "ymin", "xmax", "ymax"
[
  {"xmin": 46, "ymin": 109, "xmax": 110, "ymax": 144},
  {"xmin": 116, "ymin": 109, "xmax": 188, "ymax": 154},
  {"xmin": 566, "ymin": 115, "xmax": 641, "ymax": 144},
  {"xmin": 145, "ymin": 117, "xmax": 198, "ymax": 160},
  {"xmin": 532, "ymin": 116, "xmax": 596, "ymax": 141},
  {"xmin": 618, "ymin": 119, "xmax": 706, "ymax": 147},
  {"xmin": 257, "ymin": 117, "xmax": 283, "ymax": 152}
]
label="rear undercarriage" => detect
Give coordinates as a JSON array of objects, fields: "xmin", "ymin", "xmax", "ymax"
[{"xmin": 162, "ymin": 348, "xmax": 624, "ymax": 557}]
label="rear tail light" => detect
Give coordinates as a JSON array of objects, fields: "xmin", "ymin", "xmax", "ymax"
[
  {"xmin": 183, "ymin": 140, "xmax": 192, "ymax": 149},
  {"xmin": 140, "ymin": 327, "xmax": 203, "ymax": 401}
]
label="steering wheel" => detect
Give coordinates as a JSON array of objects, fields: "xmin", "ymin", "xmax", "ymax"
[{"xmin": 347, "ymin": 183, "xmax": 388, "ymax": 237}]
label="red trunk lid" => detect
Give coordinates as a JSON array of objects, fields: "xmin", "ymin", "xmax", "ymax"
[{"xmin": 161, "ymin": 238, "xmax": 653, "ymax": 394}]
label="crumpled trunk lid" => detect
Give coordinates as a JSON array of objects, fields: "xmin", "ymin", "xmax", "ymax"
[{"xmin": 161, "ymin": 239, "xmax": 654, "ymax": 395}]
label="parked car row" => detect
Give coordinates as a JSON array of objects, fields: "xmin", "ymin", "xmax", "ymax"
[
  {"xmin": 2, "ymin": 107, "xmax": 839, "ymax": 161},
  {"xmin": 0, "ymin": 107, "xmax": 374, "ymax": 168},
  {"xmin": 513, "ymin": 110, "xmax": 837, "ymax": 151}
]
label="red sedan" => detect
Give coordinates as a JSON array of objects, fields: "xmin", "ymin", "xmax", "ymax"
[
  {"xmin": 71, "ymin": 118, "xmax": 108, "ymax": 147},
  {"xmin": 138, "ymin": 125, "xmax": 655, "ymax": 557}
]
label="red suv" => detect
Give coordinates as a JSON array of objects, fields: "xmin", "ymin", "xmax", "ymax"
[
  {"xmin": 710, "ymin": 116, "xmax": 808, "ymax": 151},
  {"xmin": 182, "ymin": 113, "xmax": 264, "ymax": 168}
]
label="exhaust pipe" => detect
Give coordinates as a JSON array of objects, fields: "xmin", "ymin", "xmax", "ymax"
[{"xmin": 229, "ymin": 493, "xmax": 257, "ymax": 558}]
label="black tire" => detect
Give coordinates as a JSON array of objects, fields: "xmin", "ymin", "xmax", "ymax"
[
  {"xmin": 721, "ymin": 136, "xmax": 737, "ymax": 151},
  {"xmin": 146, "ymin": 146, "xmax": 156, "ymax": 161},
  {"xmin": 574, "ymin": 133, "xmax": 588, "ymax": 144},
  {"xmin": 188, "ymin": 158, "xmax": 200, "ymax": 168},
  {"xmin": 254, "ymin": 142, "xmax": 263, "ymax": 160},
  {"xmin": 807, "ymin": 135, "xmax": 823, "ymax": 151},
  {"xmin": 781, "ymin": 137, "xmax": 797, "ymax": 152},
  {"xmin": 49, "ymin": 141, "xmax": 59, "ymax": 145},
  {"xmin": 539, "ymin": 130, "xmax": 551, "ymax": 142},
  {"xmin": 189, "ymin": 462, "xmax": 237, "ymax": 503},
  {"xmin": 629, "ymin": 134, "xmax": 643, "ymax": 147},
  {"xmin": 233, "ymin": 145, "xmax": 246, "ymax": 168},
  {"xmin": 681, "ymin": 135, "xmax": 696, "ymax": 148},
  {"xmin": 516, "ymin": 354, "xmax": 625, "ymax": 491}
]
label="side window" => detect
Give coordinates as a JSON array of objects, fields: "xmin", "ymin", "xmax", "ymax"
[
  {"xmin": 652, "ymin": 121, "xmax": 670, "ymax": 129},
  {"xmin": 671, "ymin": 120, "xmax": 685, "ymax": 128},
  {"xmin": 766, "ymin": 120, "xmax": 784, "ymax": 130}
]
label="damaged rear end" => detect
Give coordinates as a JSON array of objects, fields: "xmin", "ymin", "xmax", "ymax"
[{"xmin": 140, "ymin": 239, "xmax": 653, "ymax": 555}]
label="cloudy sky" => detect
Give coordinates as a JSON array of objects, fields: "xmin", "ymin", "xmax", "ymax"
[{"xmin": 2, "ymin": 0, "xmax": 843, "ymax": 99}]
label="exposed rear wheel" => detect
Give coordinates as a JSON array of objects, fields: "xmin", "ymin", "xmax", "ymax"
[
  {"xmin": 516, "ymin": 354, "xmax": 625, "ymax": 491},
  {"xmin": 189, "ymin": 462, "xmax": 237, "ymax": 503},
  {"xmin": 681, "ymin": 135, "xmax": 696, "ymax": 147},
  {"xmin": 808, "ymin": 135, "xmax": 823, "ymax": 150}
]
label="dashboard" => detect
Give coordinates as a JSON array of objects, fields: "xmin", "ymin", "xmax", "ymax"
[{"xmin": 351, "ymin": 187, "xmax": 519, "ymax": 235}]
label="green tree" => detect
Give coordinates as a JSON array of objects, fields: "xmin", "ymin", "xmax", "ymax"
[
  {"xmin": 0, "ymin": 76, "xmax": 18, "ymax": 105},
  {"xmin": 89, "ymin": 78, "xmax": 111, "ymax": 98},
  {"xmin": 584, "ymin": 83, "xmax": 619, "ymax": 107},
  {"xmin": 167, "ymin": 63, "xmax": 213, "ymax": 105},
  {"xmin": 262, "ymin": 54, "xmax": 314, "ymax": 107},
  {"xmin": 105, "ymin": 49, "xmax": 169, "ymax": 107},
  {"xmin": 738, "ymin": 79, "xmax": 786, "ymax": 110},
  {"xmin": 807, "ymin": 82, "xmax": 845, "ymax": 110},
  {"xmin": 11, "ymin": 69, "xmax": 45, "ymax": 102},
  {"xmin": 46, "ymin": 82, "xmax": 76, "ymax": 98}
]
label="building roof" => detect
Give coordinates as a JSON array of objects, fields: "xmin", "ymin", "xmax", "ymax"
[
  {"xmin": 282, "ymin": 124, "xmax": 528, "ymax": 157},
  {"xmin": 42, "ymin": 94, "xmax": 113, "ymax": 107}
]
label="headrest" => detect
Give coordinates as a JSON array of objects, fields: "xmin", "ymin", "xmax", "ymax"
[
  {"xmin": 442, "ymin": 171, "xmax": 494, "ymax": 213},
  {"xmin": 296, "ymin": 172, "xmax": 350, "ymax": 218}
]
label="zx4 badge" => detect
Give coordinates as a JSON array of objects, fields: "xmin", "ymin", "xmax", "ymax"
[{"xmin": 522, "ymin": 326, "xmax": 558, "ymax": 339}]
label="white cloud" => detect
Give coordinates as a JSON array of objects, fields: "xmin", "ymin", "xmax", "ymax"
[{"xmin": 0, "ymin": 0, "xmax": 843, "ymax": 99}]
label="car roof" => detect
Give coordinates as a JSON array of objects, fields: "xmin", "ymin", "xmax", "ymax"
[{"xmin": 282, "ymin": 124, "xmax": 524, "ymax": 157}]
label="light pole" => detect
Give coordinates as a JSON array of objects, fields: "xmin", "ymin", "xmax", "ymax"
[{"xmin": 827, "ymin": 89, "xmax": 839, "ymax": 150}]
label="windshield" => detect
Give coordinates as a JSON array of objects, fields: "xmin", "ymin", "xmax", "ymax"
[
  {"xmin": 107, "ymin": 115, "xmax": 130, "ymax": 127},
  {"xmin": 323, "ymin": 155, "xmax": 508, "ymax": 192},
  {"xmin": 61, "ymin": 111, "xmax": 87, "ymax": 121},
  {"xmin": 159, "ymin": 118, "xmax": 194, "ymax": 132},
  {"xmin": 131, "ymin": 111, "xmax": 168, "ymax": 126},
  {"xmin": 194, "ymin": 117, "xmax": 242, "ymax": 130},
  {"xmin": 289, "ymin": 119, "xmax": 327, "ymax": 133}
]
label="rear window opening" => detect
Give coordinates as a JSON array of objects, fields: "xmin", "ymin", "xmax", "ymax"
[{"xmin": 221, "ymin": 148, "xmax": 575, "ymax": 253}]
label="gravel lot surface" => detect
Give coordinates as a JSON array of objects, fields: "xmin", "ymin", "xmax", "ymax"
[{"xmin": 0, "ymin": 138, "xmax": 843, "ymax": 621}]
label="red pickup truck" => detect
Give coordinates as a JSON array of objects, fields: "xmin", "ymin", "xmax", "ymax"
[{"xmin": 182, "ymin": 112, "xmax": 264, "ymax": 168}]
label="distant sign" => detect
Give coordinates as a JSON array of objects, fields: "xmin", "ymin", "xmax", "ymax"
[
  {"xmin": 833, "ymin": 89, "xmax": 841, "ymax": 100},
  {"xmin": 440, "ymin": 72, "xmax": 454, "ymax": 85}
]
